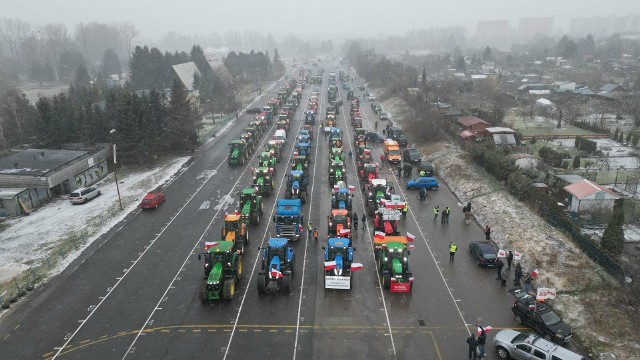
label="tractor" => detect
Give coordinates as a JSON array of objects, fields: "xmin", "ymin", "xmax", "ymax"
[
  {"xmin": 267, "ymin": 140, "xmax": 282, "ymax": 163},
  {"xmin": 238, "ymin": 187, "xmax": 263, "ymax": 225},
  {"xmin": 328, "ymin": 209, "xmax": 352, "ymax": 239},
  {"xmin": 257, "ymin": 238, "xmax": 295, "ymax": 294},
  {"xmin": 240, "ymin": 133, "xmax": 255, "ymax": 154},
  {"xmin": 328, "ymin": 159, "xmax": 347, "ymax": 187},
  {"xmin": 291, "ymin": 155, "xmax": 309, "ymax": 173},
  {"xmin": 228, "ymin": 139, "xmax": 248, "ymax": 165},
  {"xmin": 285, "ymin": 170, "xmax": 309, "ymax": 203},
  {"xmin": 366, "ymin": 179, "xmax": 394, "ymax": 215},
  {"xmin": 246, "ymin": 123, "xmax": 261, "ymax": 139},
  {"xmin": 253, "ymin": 167, "xmax": 274, "ymax": 196},
  {"xmin": 221, "ymin": 213, "xmax": 248, "ymax": 248},
  {"xmin": 258, "ymin": 152, "xmax": 276, "ymax": 173},
  {"xmin": 373, "ymin": 236, "xmax": 414, "ymax": 293},
  {"xmin": 329, "ymin": 147, "xmax": 344, "ymax": 162},
  {"xmin": 198, "ymin": 241, "xmax": 243, "ymax": 302},
  {"xmin": 322, "ymin": 238, "xmax": 359, "ymax": 290},
  {"xmin": 331, "ymin": 187, "xmax": 354, "ymax": 214},
  {"xmin": 359, "ymin": 163, "xmax": 379, "ymax": 184}
]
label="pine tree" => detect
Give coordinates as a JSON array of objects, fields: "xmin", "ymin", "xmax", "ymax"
[
  {"xmin": 613, "ymin": 128, "xmax": 619, "ymax": 140},
  {"xmin": 482, "ymin": 46, "xmax": 492, "ymax": 61},
  {"xmin": 421, "ymin": 68, "xmax": 427, "ymax": 88},
  {"xmin": 601, "ymin": 208, "xmax": 624, "ymax": 256},
  {"xmin": 101, "ymin": 48, "xmax": 122, "ymax": 76},
  {"xmin": 272, "ymin": 48, "xmax": 285, "ymax": 76},
  {"xmin": 572, "ymin": 155, "xmax": 581, "ymax": 169},
  {"xmin": 166, "ymin": 79, "xmax": 199, "ymax": 151},
  {"xmin": 73, "ymin": 64, "xmax": 91, "ymax": 88}
]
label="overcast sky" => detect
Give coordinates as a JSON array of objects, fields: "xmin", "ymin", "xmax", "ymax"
[{"xmin": 5, "ymin": 0, "xmax": 640, "ymax": 38}]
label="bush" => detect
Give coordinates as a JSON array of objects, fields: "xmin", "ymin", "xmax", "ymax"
[
  {"xmin": 529, "ymin": 136, "xmax": 537, "ymax": 144},
  {"xmin": 601, "ymin": 209, "xmax": 624, "ymax": 257},
  {"xmin": 561, "ymin": 161, "xmax": 569, "ymax": 169},
  {"xmin": 538, "ymin": 147, "xmax": 563, "ymax": 167},
  {"xmin": 575, "ymin": 137, "xmax": 597, "ymax": 154},
  {"xmin": 573, "ymin": 155, "xmax": 581, "ymax": 169}
]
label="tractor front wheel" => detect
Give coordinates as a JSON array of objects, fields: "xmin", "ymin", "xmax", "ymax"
[
  {"xmin": 257, "ymin": 273, "xmax": 267, "ymax": 294},
  {"xmin": 282, "ymin": 275, "xmax": 292, "ymax": 294},
  {"xmin": 198, "ymin": 280, "xmax": 209, "ymax": 303},
  {"xmin": 222, "ymin": 278, "xmax": 235, "ymax": 301}
]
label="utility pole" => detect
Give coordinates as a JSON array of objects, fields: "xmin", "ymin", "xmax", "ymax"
[{"xmin": 110, "ymin": 129, "xmax": 124, "ymax": 210}]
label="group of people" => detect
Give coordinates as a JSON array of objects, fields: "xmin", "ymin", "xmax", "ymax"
[
  {"xmin": 432, "ymin": 205, "xmax": 451, "ymax": 223},
  {"xmin": 467, "ymin": 327, "xmax": 488, "ymax": 359}
]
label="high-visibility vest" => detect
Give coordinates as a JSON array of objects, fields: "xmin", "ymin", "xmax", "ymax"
[
  {"xmin": 434, "ymin": 208, "xmax": 439, "ymax": 215},
  {"xmin": 403, "ymin": 204, "xmax": 408, "ymax": 213},
  {"xmin": 449, "ymin": 244, "xmax": 457, "ymax": 252}
]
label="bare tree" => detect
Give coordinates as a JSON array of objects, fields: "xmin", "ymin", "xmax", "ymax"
[
  {"xmin": 42, "ymin": 23, "xmax": 70, "ymax": 81},
  {"xmin": 116, "ymin": 21, "xmax": 138, "ymax": 60}
]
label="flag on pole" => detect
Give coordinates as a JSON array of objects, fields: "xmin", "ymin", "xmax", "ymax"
[
  {"xmin": 348, "ymin": 185, "xmax": 356, "ymax": 192},
  {"xmin": 476, "ymin": 325, "xmax": 492, "ymax": 335},
  {"xmin": 514, "ymin": 251, "xmax": 522, "ymax": 261},
  {"xmin": 204, "ymin": 241, "xmax": 218, "ymax": 250},
  {"xmin": 350, "ymin": 263, "xmax": 363, "ymax": 271},
  {"xmin": 374, "ymin": 231, "xmax": 385, "ymax": 240},
  {"xmin": 324, "ymin": 261, "xmax": 337, "ymax": 270},
  {"xmin": 536, "ymin": 287, "xmax": 556, "ymax": 300},
  {"xmin": 531, "ymin": 269, "xmax": 539, "ymax": 277},
  {"xmin": 406, "ymin": 232, "xmax": 415, "ymax": 242},
  {"xmin": 497, "ymin": 249, "xmax": 506, "ymax": 258}
]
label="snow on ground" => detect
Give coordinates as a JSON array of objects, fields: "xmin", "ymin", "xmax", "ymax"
[
  {"xmin": 376, "ymin": 92, "xmax": 640, "ymax": 358},
  {"xmin": 0, "ymin": 157, "xmax": 190, "ymax": 285}
]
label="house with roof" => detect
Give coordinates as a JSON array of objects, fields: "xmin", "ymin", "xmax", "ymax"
[
  {"xmin": 170, "ymin": 62, "xmax": 201, "ymax": 111},
  {"xmin": 599, "ymin": 83, "xmax": 626, "ymax": 93},
  {"xmin": 457, "ymin": 116, "xmax": 490, "ymax": 132},
  {"xmin": 518, "ymin": 83, "xmax": 551, "ymax": 95},
  {"xmin": 563, "ymin": 179, "xmax": 619, "ymax": 215},
  {"xmin": 485, "ymin": 127, "xmax": 517, "ymax": 145},
  {"xmin": 207, "ymin": 58, "xmax": 233, "ymax": 86}
]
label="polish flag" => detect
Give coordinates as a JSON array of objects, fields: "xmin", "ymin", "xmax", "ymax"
[
  {"xmin": 348, "ymin": 185, "xmax": 356, "ymax": 192},
  {"xmin": 514, "ymin": 251, "xmax": 522, "ymax": 261},
  {"xmin": 476, "ymin": 325, "xmax": 492, "ymax": 335},
  {"xmin": 531, "ymin": 269, "xmax": 539, "ymax": 277},
  {"xmin": 333, "ymin": 184, "xmax": 339, "ymax": 191},
  {"xmin": 235, "ymin": 210, "xmax": 241, "ymax": 216},
  {"xmin": 350, "ymin": 263, "xmax": 363, "ymax": 271},
  {"xmin": 406, "ymin": 233, "xmax": 415, "ymax": 242},
  {"xmin": 374, "ymin": 231, "xmax": 385, "ymax": 240},
  {"xmin": 204, "ymin": 241, "xmax": 218, "ymax": 250},
  {"xmin": 339, "ymin": 228, "xmax": 351, "ymax": 236},
  {"xmin": 497, "ymin": 249, "xmax": 506, "ymax": 258},
  {"xmin": 299, "ymin": 224, "xmax": 304, "ymax": 232},
  {"xmin": 270, "ymin": 269, "xmax": 284, "ymax": 278},
  {"xmin": 324, "ymin": 261, "xmax": 337, "ymax": 270}
]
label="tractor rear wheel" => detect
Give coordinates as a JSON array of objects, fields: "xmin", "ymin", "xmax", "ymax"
[
  {"xmin": 382, "ymin": 271, "xmax": 391, "ymax": 289},
  {"xmin": 282, "ymin": 275, "xmax": 292, "ymax": 294},
  {"xmin": 257, "ymin": 273, "xmax": 267, "ymax": 294},
  {"xmin": 235, "ymin": 255, "xmax": 243, "ymax": 282},
  {"xmin": 198, "ymin": 279, "xmax": 209, "ymax": 303},
  {"xmin": 222, "ymin": 278, "xmax": 235, "ymax": 301}
]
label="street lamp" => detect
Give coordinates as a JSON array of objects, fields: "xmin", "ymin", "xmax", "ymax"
[{"xmin": 110, "ymin": 129, "xmax": 124, "ymax": 210}]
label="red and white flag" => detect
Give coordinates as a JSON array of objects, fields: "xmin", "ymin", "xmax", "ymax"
[
  {"xmin": 348, "ymin": 185, "xmax": 356, "ymax": 192},
  {"xmin": 350, "ymin": 263, "xmax": 363, "ymax": 271},
  {"xmin": 339, "ymin": 228, "xmax": 351, "ymax": 236},
  {"xmin": 406, "ymin": 232, "xmax": 415, "ymax": 242},
  {"xmin": 374, "ymin": 231, "xmax": 385, "ymax": 240},
  {"xmin": 408, "ymin": 245, "xmax": 415, "ymax": 250},
  {"xmin": 497, "ymin": 249, "xmax": 506, "ymax": 258},
  {"xmin": 513, "ymin": 251, "xmax": 522, "ymax": 261},
  {"xmin": 204, "ymin": 241, "xmax": 218, "ymax": 250},
  {"xmin": 531, "ymin": 269, "xmax": 539, "ymax": 277},
  {"xmin": 299, "ymin": 224, "xmax": 304, "ymax": 232},
  {"xmin": 536, "ymin": 287, "xmax": 556, "ymax": 300},
  {"xmin": 234, "ymin": 210, "xmax": 241, "ymax": 216},
  {"xmin": 333, "ymin": 184, "xmax": 339, "ymax": 191},
  {"xmin": 324, "ymin": 261, "xmax": 337, "ymax": 270},
  {"xmin": 476, "ymin": 325, "xmax": 492, "ymax": 335},
  {"xmin": 270, "ymin": 269, "xmax": 284, "ymax": 278}
]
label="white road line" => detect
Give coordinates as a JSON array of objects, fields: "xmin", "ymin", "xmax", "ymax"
[
  {"xmin": 292, "ymin": 82, "xmax": 324, "ymax": 360},
  {"xmin": 223, "ymin": 71, "xmax": 306, "ymax": 360},
  {"xmin": 121, "ymin": 76, "xmax": 292, "ymax": 359},
  {"xmin": 339, "ymin": 84, "xmax": 397, "ymax": 358}
]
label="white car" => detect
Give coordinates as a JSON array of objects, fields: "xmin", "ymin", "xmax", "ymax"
[
  {"xmin": 69, "ymin": 187, "xmax": 101, "ymax": 204},
  {"xmin": 368, "ymin": 94, "xmax": 376, "ymax": 101}
]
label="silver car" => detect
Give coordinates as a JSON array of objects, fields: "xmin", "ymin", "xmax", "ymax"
[
  {"xmin": 493, "ymin": 329, "xmax": 584, "ymax": 360},
  {"xmin": 69, "ymin": 187, "xmax": 101, "ymax": 204}
]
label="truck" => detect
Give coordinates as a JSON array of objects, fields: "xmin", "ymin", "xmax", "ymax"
[
  {"xmin": 228, "ymin": 139, "xmax": 248, "ymax": 165},
  {"xmin": 285, "ymin": 170, "xmax": 309, "ymax": 203},
  {"xmin": 323, "ymin": 238, "xmax": 361, "ymax": 290},
  {"xmin": 198, "ymin": 241, "xmax": 243, "ymax": 301},
  {"xmin": 327, "ymin": 209, "xmax": 352, "ymax": 239},
  {"xmin": 257, "ymin": 238, "xmax": 295, "ymax": 294},
  {"xmin": 373, "ymin": 235, "xmax": 414, "ymax": 293},
  {"xmin": 253, "ymin": 167, "xmax": 274, "ymax": 196},
  {"xmin": 273, "ymin": 199, "xmax": 303, "ymax": 241},
  {"xmin": 383, "ymin": 139, "xmax": 402, "ymax": 164},
  {"xmin": 238, "ymin": 187, "xmax": 263, "ymax": 225}
]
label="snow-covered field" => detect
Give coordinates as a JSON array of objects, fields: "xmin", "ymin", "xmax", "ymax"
[{"xmin": 379, "ymin": 94, "xmax": 639, "ymax": 359}]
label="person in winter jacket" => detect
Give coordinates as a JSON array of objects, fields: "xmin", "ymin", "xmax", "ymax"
[{"xmin": 513, "ymin": 263, "xmax": 523, "ymax": 286}]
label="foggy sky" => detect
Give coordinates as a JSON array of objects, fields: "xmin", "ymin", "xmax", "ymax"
[{"xmin": 5, "ymin": 0, "xmax": 640, "ymax": 39}]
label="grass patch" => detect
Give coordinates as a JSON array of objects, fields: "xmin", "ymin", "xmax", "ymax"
[{"xmin": 198, "ymin": 114, "xmax": 235, "ymax": 142}]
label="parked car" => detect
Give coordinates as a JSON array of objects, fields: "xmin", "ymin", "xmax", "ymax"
[
  {"xmin": 403, "ymin": 148, "xmax": 421, "ymax": 165},
  {"xmin": 468, "ymin": 241, "xmax": 498, "ymax": 267},
  {"xmin": 140, "ymin": 192, "xmax": 166, "ymax": 209},
  {"xmin": 406, "ymin": 177, "xmax": 439, "ymax": 190},
  {"xmin": 246, "ymin": 107, "xmax": 262, "ymax": 114},
  {"xmin": 368, "ymin": 94, "xmax": 376, "ymax": 101},
  {"xmin": 493, "ymin": 329, "xmax": 584, "ymax": 360},
  {"xmin": 417, "ymin": 160, "xmax": 434, "ymax": 177},
  {"xmin": 510, "ymin": 288, "xmax": 573, "ymax": 343},
  {"xmin": 365, "ymin": 132, "xmax": 386, "ymax": 143},
  {"xmin": 69, "ymin": 187, "xmax": 101, "ymax": 204},
  {"xmin": 358, "ymin": 84, "xmax": 365, "ymax": 90},
  {"xmin": 379, "ymin": 112, "xmax": 390, "ymax": 120}
]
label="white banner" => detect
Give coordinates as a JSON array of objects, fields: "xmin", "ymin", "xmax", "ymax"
[
  {"xmin": 536, "ymin": 287, "xmax": 556, "ymax": 300},
  {"xmin": 378, "ymin": 208, "xmax": 401, "ymax": 220},
  {"xmin": 325, "ymin": 276, "xmax": 351, "ymax": 289}
]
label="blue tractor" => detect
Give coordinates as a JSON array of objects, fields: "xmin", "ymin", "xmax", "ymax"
[
  {"xmin": 273, "ymin": 199, "xmax": 303, "ymax": 241},
  {"xmin": 286, "ymin": 170, "xmax": 309, "ymax": 203},
  {"xmin": 331, "ymin": 187, "xmax": 353, "ymax": 214},
  {"xmin": 257, "ymin": 238, "xmax": 295, "ymax": 294},
  {"xmin": 322, "ymin": 238, "xmax": 359, "ymax": 290}
]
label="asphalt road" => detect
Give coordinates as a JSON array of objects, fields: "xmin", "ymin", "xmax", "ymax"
[{"xmin": 0, "ymin": 62, "xmax": 528, "ymax": 360}]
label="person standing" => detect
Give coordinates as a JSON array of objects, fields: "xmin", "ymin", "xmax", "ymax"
[
  {"xmin": 477, "ymin": 328, "xmax": 487, "ymax": 359},
  {"xmin": 419, "ymin": 188, "xmax": 427, "ymax": 202},
  {"xmin": 466, "ymin": 333, "xmax": 478, "ymax": 360},
  {"xmin": 307, "ymin": 222, "xmax": 313, "ymax": 240},
  {"xmin": 495, "ymin": 259, "xmax": 504, "ymax": 281},
  {"xmin": 397, "ymin": 163, "xmax": 402, "ymax": 178},
  {"xmin": 375, "ymin": 121, "xmax": 378, "ymax": 131},
  {"xmin": 484, "ymin": 225, "xmax": 491, "ymax": 241},
  {"xmin": 514, "ymin": 263, "xmax": 523, "ymax": 286},
  {"xmin": 362, "ymin": 212, "xmax": 367, "ymax": 230},
  {"xmin": 441, "ymin": 207, "xmax": 446, "ymax": 224},
  {"xmin": 353, "ymin": 212, "xmax": 359, "ymax": 230},
  {"xmin": 507, "ymin": 250, "xmax": 514, "ymax": 270},
  {"xmin": 524, "ymin": 273, "xmax": 533, "ymax": 294},
  {"xmin": 501, "ymin": 265, "xmax": 509, "ymax": 287},
  {"xmin": 402, "ymin": 202, "xmax": 408, "ymax": 220},
  {"xmin": 449, "ymin": 242, "xmax": 457, "ymax": 262},
  {"xmin": 444, "ymin": 207, "xmax": 450, "ymax": 224},
  {"xmin": 433, "ymin": 205, "xmax": 440, "ymax": 222},
  {"xmin": 348, "ymin": 150, "xmax": 353, "ymax": 161},
  {"xmin": 312, "ymin": 228, "xmax": 318, "ymax": 243}
]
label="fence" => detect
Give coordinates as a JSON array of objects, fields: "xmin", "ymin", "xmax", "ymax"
[{"xmin": 544, "ymin": 209, "xmax": 626, "ymax": 283}]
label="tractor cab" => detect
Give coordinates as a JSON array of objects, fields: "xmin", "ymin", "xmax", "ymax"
[
  {"xmin": 291, "ymin": 155, "xmax": 309, "ymax": 172},
  {"xmin": 259, "ymin": 152, "xmax": 276, "ymax": 173},
  {"xmin": 240, "ymin": 133, "xmax": 255, "ymax": 152},
  {"xmin": 329, "ymin": 147, "xmax": 344, "ymax": 162},
  {"xmin": 267, "ymin": 140, "xmax": 282, "ymax": 162},
  {"xmin": 328, "ymin": 209, "xmax": 352, "ymax": 238},
  {"xmin": 253, "ymin": 167, "xmax": 273, "ymax": 196},
  {"xmin": 354, "ymin": 128, "xmax": 366, "ymax": 140},
  {"xmin": 360, "ymin": 163, "xmax": 379, "ymax": 183},
  {"xmin": 295, "ymin": 142, "xmax": 311, "ymax": 157},
  {"xmin": 332, "ymin": 188, "xmax": 354, "ymax": 212}
]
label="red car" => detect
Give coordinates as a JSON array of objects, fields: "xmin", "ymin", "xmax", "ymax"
[{"xmin": 140, "ymin": 192, "xmax": 165, "ymax": 209}]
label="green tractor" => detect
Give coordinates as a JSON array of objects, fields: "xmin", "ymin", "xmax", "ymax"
[
  {"xmin": 258, "ymin": 151, "xmax": 277, "ymax": 173},
  {"xmin": 291, "ymin": 155, "xmax": 309, "ymax": 173},
  {"xmin": 328, "ymin": 159, "xmax": 347, "ymax": 187},
  {"xmin": 253, "ymin": 167, "xmax": 274, "ymax": 196},
  {"xmin": 374, "ymin": 238, "xmax": 414, "ymax": 293},
  {"xmin": 198, "ymin": 241, "xmax": 243, "ymax": 302},
  {"xmin": 267, "ymin": 140, "xmax": 282, "ymax": 163},
  {"xmin": 240, "ymin": 133, "xmax": 255, "ymax": 154},
  {"xmin": 228, "ymin": 139, "xmax": 248, "ymax": 165},
  {"xmin": 329, "ymin": 147, "xmax": 345, "ymax": 162},
  {"xmin": 246, "ymin": 123, "xmax": 261, "ymax": 139},
  {"xmin": 238, "ymin": 187, "xmax": 264, "ymax": 225}
]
